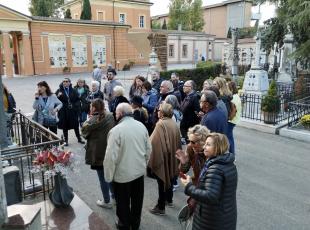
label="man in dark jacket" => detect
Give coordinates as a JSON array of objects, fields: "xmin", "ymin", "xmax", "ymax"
[
  {"xmin": 151, "ymin": 70, "xmax": 163, "ymax": 94},
  {"xmin": 200, "ymin": 91, "xmax": 227, "ymax": 134},
  {"xmin": 56, "ymin": 78, "xmax": 85, "ymax": 146},
  {"xmin": 180, "ymin": 80, "xmax": 200, "ymax": 141}
]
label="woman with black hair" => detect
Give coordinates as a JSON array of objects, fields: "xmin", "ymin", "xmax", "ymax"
[{"xmin": 33, "ymin": 81, "xmax": 62, "ymax": 134}]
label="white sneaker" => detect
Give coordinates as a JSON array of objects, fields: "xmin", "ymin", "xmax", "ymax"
[{"xmin": 96, "ymin": 200, "xmax": 113, "ymax": 209}]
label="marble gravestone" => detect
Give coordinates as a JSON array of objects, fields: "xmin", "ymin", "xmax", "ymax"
[{"xmin": 243, "ymin": 31, "xmax": 269, "ymax": 95}]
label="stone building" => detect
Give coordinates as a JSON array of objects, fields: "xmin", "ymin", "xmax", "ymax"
[{"xmin": 0, "ymin": 0, "xmax": 153, "ymax": 77}]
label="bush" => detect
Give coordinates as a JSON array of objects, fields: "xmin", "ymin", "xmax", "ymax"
[
  {"xmin": 196, "ymin": 61, "xmax": 221, "ymax": 68},
  {"xmin": 160, "ymin": 64, "xmax": 221, "ymax": 90},
  {"xmin": 261, "ymin": 80, "xmax": 281, "ymax": 113},
  {"xmin": 122, "ymin": 64, "xmax": 130, "ymax": 71},
  {"xmin": 300, "ymin": 114, "xmax": 310, "ymax": 128}
]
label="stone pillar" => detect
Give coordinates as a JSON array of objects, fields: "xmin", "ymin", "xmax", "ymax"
[
  {"xmin": 22, "ymin": 32, "xmax": 34, "ymax": 76},
  {"xmin": 87, "ymin": 35, "xmax": 93, "ymax": 72},
  {"xmin": 66, "ymin": 34, "xmax": 72, "ymax": 69},
  {"xmin": 2, "ymin": 32, "xmax": 13, "ymax": 77}
]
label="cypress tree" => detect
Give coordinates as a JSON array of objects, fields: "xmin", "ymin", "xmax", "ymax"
[
  {"xmin": 80, "ymin": 0, "xmax": 92, "ymax": 20},
  {"xmin": 162, "ymin": 19, "xmax": 167, "ymax": 30}
]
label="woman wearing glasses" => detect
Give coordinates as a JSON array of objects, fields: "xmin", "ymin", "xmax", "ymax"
[
  {"xmin": 56, "ymin": 78, "xmax": 85, "ymax": 146},
  {"xmin": 181, "ymin": 133, "xmax": 237, "ymax": 230}
]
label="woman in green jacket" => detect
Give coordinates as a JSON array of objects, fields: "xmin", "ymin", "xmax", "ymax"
[{"xmin": 81, "ymin": 98, "xmax": 115, "ymax": 208}]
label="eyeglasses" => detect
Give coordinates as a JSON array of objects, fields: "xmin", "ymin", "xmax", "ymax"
[
  {"xmin": 63, "ymin": 80, "xmax": 69, "ymax": 83},
  {"xmin": 200, "ymin": 100, "xmax": 207, "ymax": 103},
  {"xmin": 189, "ymin": 140, "xmax": 198, "ymax": 145},
  {"xmin": 183, "ymin": 85, "xmax": 191, "ymax": 88}
]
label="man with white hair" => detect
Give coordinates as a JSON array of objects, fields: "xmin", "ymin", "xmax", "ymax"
[
  {"xmin": 104, "ymin": 103, "xmax": 152, "ymax": 230},
  {"xmin": 103, "ymin": 71, "xmax": 122, "ymax": 111}
]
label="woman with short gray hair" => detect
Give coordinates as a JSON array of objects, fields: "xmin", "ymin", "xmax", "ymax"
[{"xmin": 110, "ymin": 86, "xmax": 129, "ymax": 120}]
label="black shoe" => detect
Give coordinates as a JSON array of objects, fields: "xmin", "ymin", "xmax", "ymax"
[
  {"xmin": 149, "ymin": 205, "xmax": 165, "ymax": 216},
  {"xmin": 64, "ymin": 142, "xmax": 69, "ymax": 146},
  {"xmin": 78, "ymin": 139, "xmax": 85, "ymax": 144}
]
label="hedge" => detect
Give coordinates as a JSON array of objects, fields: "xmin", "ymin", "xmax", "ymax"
[{"xmin": 160, "ymin": 64, "xmax": 221, "ymax": 90}]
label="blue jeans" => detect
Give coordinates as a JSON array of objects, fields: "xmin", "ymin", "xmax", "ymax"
[
  {"xmin": 227, "ymin": 122, "xmax": 236, "ymax": 154},
  {"xmin": 79, "ymin": 112, "xmax": 87, "ymax": 127},
  {"xmin": 96, "ymin": 169, "xmax": 114, "ymax": 203}
]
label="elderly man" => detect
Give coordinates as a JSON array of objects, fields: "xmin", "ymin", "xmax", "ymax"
[
  {"xmin": 103, "ymin": 70, "xmax": 122, "ymax": 112},
  {"xmin": 104, "ymin": 103, "xmax": 152, "ymax": 230},
  {"xmin": 180, "ymin": 80, "xmax": 200, "ymax": 141},
  {"xmin": 200, "ymin": 90, "xmax": 227, "ymax": 134}
]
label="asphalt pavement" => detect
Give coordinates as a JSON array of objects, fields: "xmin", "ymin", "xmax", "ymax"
[{"xmin": 3, "ymin": 71, "xmax": 310, "ymax": 230}]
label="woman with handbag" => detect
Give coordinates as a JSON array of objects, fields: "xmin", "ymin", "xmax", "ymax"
[
  {"xmin": 148, "ymin": 102, "xmax": 182, "ymax": 216},
  {"xmin": 33, "ymin": 81, "xmax": 62, "ymax": 134},
  {"xmin": 81, "ymin": 98, "xmax": 115, "ymax": 208},
  {"xmin": 181, "ymin": 133, "xmax": 238, "ymax": 230},
  {"xmin": 175, "ymin": 125, "xmax": 209, "ymax": 215}
]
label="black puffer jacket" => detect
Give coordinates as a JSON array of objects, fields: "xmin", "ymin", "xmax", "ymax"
[{"xmin": 185, "ymin": 152, "xmax": 237, "ymax": 230}]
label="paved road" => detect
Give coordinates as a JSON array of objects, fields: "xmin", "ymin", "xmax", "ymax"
[{"xmin": 3, "ymin": 73, "xmax": 310, "ymax": 229}]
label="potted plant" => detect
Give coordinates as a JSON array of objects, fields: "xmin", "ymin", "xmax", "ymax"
[
  {"xmin": 300, "ymin": 114, "xmax": 310, "ymax": 130},
  {"xmin": 261, "ymin": 80, "xmax": 281, "ymax": 124},
  {"xmin": 63, "ymin": 66, "xmax": 71, "ymax": 74}
]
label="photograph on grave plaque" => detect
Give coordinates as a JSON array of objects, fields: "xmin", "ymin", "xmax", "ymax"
[
  {"xmin": 48, "ymin": 35, "xmax": 67, "ymax": 67},
  {"xmin": 92, "ymin": 36, "xmax": 106, "ymax": 66}
]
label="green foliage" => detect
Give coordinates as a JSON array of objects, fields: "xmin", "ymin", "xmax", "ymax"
[
  {"xmin": 151, "ymin": 20, "xmax": 161, "ymax": 29},
  {"xmin": 261, "ymin": 17, "xmax": 286, "ymax": 55},
  {"xmin": 256, "ymin": 0, "xmax": 310, "ymax": 64},
  {"xmin": 168, "ymin": 0, "xmax": 204, "ymax": 32},
  {"xmin": 29, "ymin": 0, "xmax": 64, "ymax": 17},
  {"xmin": 227, "ymin": 27, "xmax": 232, "ymax": 38},
  {"xmin": 64, "ymin": 9, "xmax": 72, "ymax": 19},
  {"xmin": 162, "ymin": 19, "xmax": 167, "ymax": 30},
  {"xmin": 196, "ymin": 61, "xmax": 221, "ymax": 68},
  {"xmin": 80, "ymin": 0, "xmax": 92, "ymax": 20},
  {"xmin": 160, "ymin": 64, "xmax": 222, "ymax": 90},
  {"xmin": 238, "ymin": 27, "xmax": 257, "ymax": 39},
  {"xmin": 261, "ymin": 80, "xmax": 281, "ymax": 112}
]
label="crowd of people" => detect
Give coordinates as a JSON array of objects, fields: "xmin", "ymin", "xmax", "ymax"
[{"xmin": 4, "ymin": 64, "xmax": 239, "ymax": 230}]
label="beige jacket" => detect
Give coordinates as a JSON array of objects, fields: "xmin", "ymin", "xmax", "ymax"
[{"xmin": 104, "ymin": 116, "xmax": 152, "ymax": 183}]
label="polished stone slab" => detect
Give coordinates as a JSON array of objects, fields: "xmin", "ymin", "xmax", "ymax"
[{"xmin": 34, "ymin": 194, "xmax": 110, "ymax": 230}]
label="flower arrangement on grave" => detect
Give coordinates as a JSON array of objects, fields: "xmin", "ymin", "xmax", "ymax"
[
  {"xmin": 31, "ymin": 146, "xmax": 78, "ymax": 178},
  {"xmin": 300, "ymin": 114, "xmax": 310, "ymax": 129}
]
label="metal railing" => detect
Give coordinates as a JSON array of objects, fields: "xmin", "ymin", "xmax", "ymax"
[
  {"xmin": 288, "ymin": 97, "xmax": 310, "ymax": 127},
  {"xmin": 1, "ymin": 111, "xmax": 62, "ymax": 201}
]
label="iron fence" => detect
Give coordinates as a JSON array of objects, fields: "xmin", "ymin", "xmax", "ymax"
[
  {"xmin": 1, "ymin": 111, "xmax": 62, "ymax": 201},
  {"xmin": 288, "ymin": 97, "xmax": 310, "ymax": 127}
]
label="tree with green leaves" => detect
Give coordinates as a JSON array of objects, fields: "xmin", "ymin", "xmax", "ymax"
[
  {"xmin": 151, "ymin": 20, "xmax": 161, "ymax": 29},
  {"xmin": 168, "ymin": 0, "xmax": 190, "ymax": 31},
  {"xmin": 80, "ymin": 0, "xmax": 92, "ymax": 20},
  {"xmin": 188, "ymin": 0, "xmax": 204, "ymax": 32},
  {"xmin": 29, "ymin": 0, "xmax": 64, "ymax": 17},
  {"xmin": 162, "ymin": 19, "xmax": 167, "ymax": 30},
  {"xmin": 64, "ymin": 9, "xmax": 72, "ymax": 19},
  {"xmin": 168, "ymin": 0, "xmax": 204, "ymax": 32},
  {"xmin": 227, "ymin": 27, "xmax": 232, "ymax": 38},
  {"xmin": 256, "ymin": 0, "xmax": 310, "ymax": 65}
]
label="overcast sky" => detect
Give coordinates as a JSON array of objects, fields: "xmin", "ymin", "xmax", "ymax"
[{"xmin": 0, "ymin": 0, "xmax": 275, "ymax": 23}]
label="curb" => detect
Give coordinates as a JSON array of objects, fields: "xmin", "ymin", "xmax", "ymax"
[
  {"xmin": 238, "ymin": 119, "xmax": 280, "ymax": 134},
  {"xmin": 279, "ymin": 127, "xmax": 310, "ymax": 143}
]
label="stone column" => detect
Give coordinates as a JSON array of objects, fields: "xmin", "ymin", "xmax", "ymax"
[
  {"xmin": 2, "ymin": 32, "xmax": 13, "ymax": 77},
  {"xmin": 66, "ymin": 34, "xmax": 72, "ymax": 69},
  {"xmin": 22, "ymin": 32, "xmax": 34, "ymax": 76}
]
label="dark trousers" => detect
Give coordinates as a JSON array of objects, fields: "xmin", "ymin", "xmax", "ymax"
[
  {"xmin": 43, "ymin": 125, "xmax": 57, "ymax": 134},
  {"xmin": 113, "ymin": 176, "xmax": 144, "ymax": 230},
  {"xmin": 227, "ymin": 122, "xmax": 236, "ymax": 154},
  {"xmin": 156, "ymin": 177, "xmax": 174, "ymax": 210},
  {"xmin": 63, "ymin": 127, "xmax": 81, "ymax": 143}
]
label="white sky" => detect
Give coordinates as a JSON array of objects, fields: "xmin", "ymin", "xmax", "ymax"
[{"xmin": 0, "ymin": 0, "xmax": 275, "ymax": 24}]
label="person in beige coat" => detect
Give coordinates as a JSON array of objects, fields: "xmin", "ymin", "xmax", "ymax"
[{"xmin": 148, "ymin": 102, "xmax": 182, "ymax": 216}]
